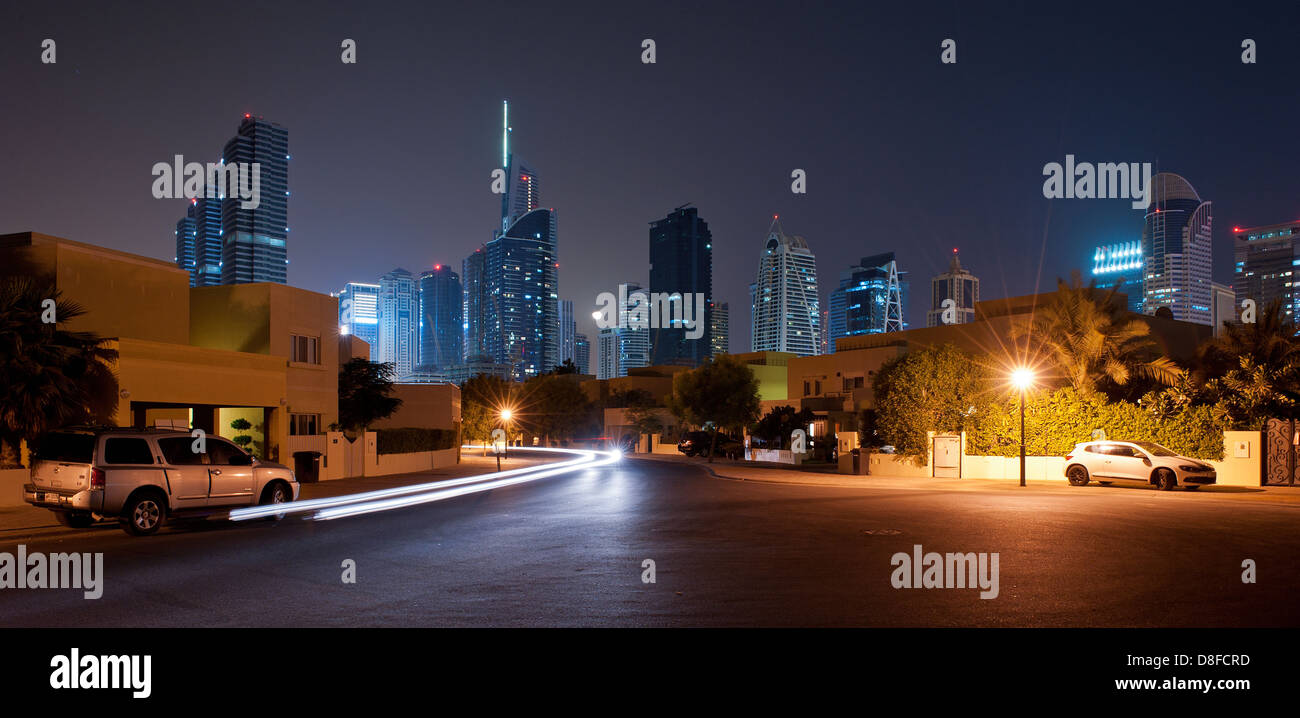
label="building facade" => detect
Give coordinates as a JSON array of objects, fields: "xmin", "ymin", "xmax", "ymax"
[
  {"xmin": 926, "ymin": 250, "xmax": 977, "ymax": 327},
  {"xmin": 559, "ymin": 299, "xmax": 577, "ymax": 369},
  {"xmin": 462, "ymin": 247, "xmax": 488, "ymax": 361},
  {"xmin": 220, "ymin": 115, "xmax": 290, "ymax": 285},
  {"xmin": 485, "ymin": 208, "xmax": 559, "ymax": 380},
  {"xmin": 337, "ymin": 281, "xmax": 380, "ymax": 360},
  {"xmin": 1091, "ymin": 240, "xmax": 1144, "ymax": 313},
  {"xmin": 418, "ymin": 265, "xmax": 463, "ymax": 370},
  {"xmin": 175, "ymin": 194, "xmax": 223, "ymax": 288},
  {"xmin": 827, "ymin": 252, "xmax": 906, "ymax": 351},
  {"xmin": 597, "ymin": 282, "xmax": 651, "ymax": 380},
  {"xmin": 710, "ymin": 301, "xmax": 729, "ymax": 356},
  {"xmin": 649, "ymin": 205, "xmax": 713, "ymax": 367},
  {"xmin": 574, "ymin": 333, "xmax": 591, "ymax": 375},
  {"xmin": 1233, "ymin": 220, "xmax": 1300, "ymax": 326},
  {"xmin": 750, "ymin": 219, "xmax": 821, "ymax": 356},
  {"xmin": 379, "ymin": 268, "xmax": 418, "ymax": 380},
  {"xmin": 1142, "ymin": 172, "xmax": 1213, "ymax": 325}
]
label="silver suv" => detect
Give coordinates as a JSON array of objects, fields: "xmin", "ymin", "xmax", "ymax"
[{"xmin": 24, "ymin": 428, "xmax": 299, "ymax": 536}]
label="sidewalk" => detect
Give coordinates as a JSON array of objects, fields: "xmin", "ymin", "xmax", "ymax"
[
  {"xmin": 633, "ymin": 453, "xmax": 1300, "ymax": 505},
  {"xmin": 0, "ymin": 452, "xmax": 553, "ymax": 544}
]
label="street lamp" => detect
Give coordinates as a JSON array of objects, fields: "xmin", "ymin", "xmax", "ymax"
[
  {"xmin": 499, "ymin": 408, "xmax": 514, "ymax": 459},
  {"xmin": 1011, "ymin": 368, "xmax": 1035, "ymax": 487}
]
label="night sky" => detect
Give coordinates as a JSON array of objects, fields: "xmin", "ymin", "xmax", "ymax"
[{"xmin": 2, "ymin": 1, "xmax": 1296, "ymax": 352}]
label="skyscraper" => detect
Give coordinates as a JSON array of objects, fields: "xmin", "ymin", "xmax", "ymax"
[
  {"xmin": 337, "ymin": 282, "xmax": 380, "ymax": 360},
  {"xmin": 1141, "ymin": 172, "xmax": 1213, "ymax": 324},
  {"xmin": 379, "ymin": 268, "xmax": 418, "ymax": 380},
  {"xmin": 499, "ymin": 101, "xmax": 542, "ymax": 232},
  {"xmin": 485, "ymin": 208, "xmax": 559, "ymax": 380},
  {"xmin": 559, "ymin": 299, "xmax": 577, "ymax": 369},
  {"xmin": 597, "ymin": 282, "xmax": 651, "ymax": 380},
  {"xmin": 1091, "ymin": 241, "xmax": 1144, "ymax": 313},
  {"xmin": 418, "ymin": 265, "xmax": 463, "ymax": 370},
  {"xmin": 649, "ymin": 205, "xmax": 713, "ymax": 366},
  {"xmin": 574, "ymin": 333, "xmax": 591, "ymax": 375},
  {"xmin": 1233, "ymin": 221, "xmax": 1300, "ymax": 326},
  {"xmin": 710, "ymin": 301, "xmax": 729, "ymax": 356},
  {"xmin": 462, "ymin": 247, "xmax": 489, "ymax": 361},
  {"xmin": 827, "ymin": 252, "xmax": 906, "ymax": 350},
  {"xmin": 220, "ymin": 115, "xmax": 289, "ymax": 285},
  {"xmin": 751, "ymin": 218, "xmax": 821, "ymax": 356},
  {"xmin": 926, "ymin": 250, "xmax": 978, "ymax": 327},
  {"xmin": 174, "ymin": 194, "xmax": 222, "ymax": 287}
]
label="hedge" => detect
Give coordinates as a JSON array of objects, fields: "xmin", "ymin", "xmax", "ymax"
[
  {"xmin": 375, "ymin": 427, "xmax": 459, "ymax": 455},
  {"xmin": 966, "ymin": 388, "xmax": 1226, "ymax": 460}
]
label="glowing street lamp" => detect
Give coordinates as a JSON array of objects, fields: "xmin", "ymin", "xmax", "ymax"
[
  {"xmin": 1011, "ymin": 368, "xmax": 1035, "ymax": 487},
  {"xmin": 499, "ymin": 408, "xmax": 514, "ymax": 460}
]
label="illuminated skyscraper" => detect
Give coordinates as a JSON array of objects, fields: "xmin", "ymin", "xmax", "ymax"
[
  {"xmin": 649, "ymin": 205, "xmax": 713, "ymax": 366},
  {"xmin": 827, "ymin": 252, "xmax": 907, "ymax": 350},
  {"xmin": 485, "ymin": 209, "xmax": 559, "ymax": 380},
  {"xmin": 1233, "ymin": 221, "xmax": 1300, "ymax": 326},
  {"xmin": 1141, "ymin": 172, "xmax": 1212, "ymax": 324},
  {"xmin": 418, "ymin": 265, "xmax": 462, "ymax": 370},
  {"xmin": 1091, "ymin": 240, "xmax": 1143, "ymax": 313},
  {"xmin": 559, "ymin": 299, "xmax": 577, "ymax": 369},
  {"xmin": 379, "ymin": 268, "xmax": 418, "ymax": 380},
  {"xmin": 710, "ymin": 302, "xmax": 729, "ymax": 356},
  {"xmin": 927, "ymin": 250, "xmax": 977, "ymax": 327},
  {"xmin": 574, "ymin": 333, "xmax": 591, "ymax": 375},
  {"xmin": 220, "ymin": 115, "xmax": 289, "ymax": 285},
  {"xmin": 337, "ymin": 281, "xmax": 380, "ymax": 360},
  {"xmin": 751, "ymin": 218, "xmax": 820, "ymax": 356}
]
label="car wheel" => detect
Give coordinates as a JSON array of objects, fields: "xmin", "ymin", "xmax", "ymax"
[
  {"xmin": 120, "ymin": 492, "xmax": 166, "ymax": 536},
  {"xmin": 1156, "ymin": 469, "xmax": 1177, "ymax": 491},
  {"xmin": 260, "ymin": 481, "xmax": 291, "ymax": 520},
  {"xmin": 55, "ymin": 511, "xmax": 94, "ymax": 529},
  {"xmin": 1066, "ymin": 465, "xmax": 1090, "ymax": 486}
]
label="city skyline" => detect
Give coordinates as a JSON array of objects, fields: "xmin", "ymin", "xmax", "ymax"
[{"xmin": 4, "ymin": 2, "xmax": 1290, "ymax": 355}]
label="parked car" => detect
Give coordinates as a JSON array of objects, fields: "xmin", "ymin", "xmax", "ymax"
[
  {"xmin": 677, "ymin": 431, "xmax": 743, "ymax": 460},
  {"xmin": 1063, "ymin": 440, "xmax": 1216, "ymax": 491},
  {"xmin": 25, "ymin": 427, "xmax": 300, "ymax": 536}
]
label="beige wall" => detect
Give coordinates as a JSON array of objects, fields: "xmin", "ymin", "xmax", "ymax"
[
  {"xmin": 787, "ymin": 346, "xmax": 905, "ymax": 409},
  {"xmin": 1209, "ymin": 431, "xmax": 1264, "ymax": 487},
  {"xmin": 0, "ymin": 232, "xmax": 190, "ymax": 344},
  {"xmin": 371, "ymin": 384, "xmax": 462, "ymax": 430}
]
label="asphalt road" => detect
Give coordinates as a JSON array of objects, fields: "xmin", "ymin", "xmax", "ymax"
[{"xmin": 1, "ymin": 456, "xmax": 1296, "ymax": 627}]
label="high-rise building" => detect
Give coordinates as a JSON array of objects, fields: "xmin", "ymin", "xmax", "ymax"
[
  {"xmin": 220, "ymin": 115, "xmax": 289, "ymax": 285},
  {"xmin": 1141, "ymin": 172, "xmax": 1213, "ymax": 324},
  {"xmin": 1211, "ymin": 282, "xmax": 1236, "ymax": 336},
  {"xmin": 750, "ymin": 218, "xmax": 821, "ymax": 356},
  {"xmin": 927, "ymin": 250, "xmax": 977, "ymax": 327},
  {"xmin": 1091, "ymin": 241, "xmax": 1144, "ymax": 313},
  {"xmin": 485, "ymin": 208, "xmax": 559, "ymax": 380},
  {"xmin": 379, "ymin": 268, "xmax": 418, "ymax": 379},
  {"xmin": 574, "ymin": 333, "xmax": 591, "ymax": 375},
  {"xmin": 649, "ymin": 205, "xmax": 713, "ymax": 366},
  {"xmin": 826, "ymin": 252, "xmax": 905, "ymax": 351},
  {"xmin": 175, "ymin": 215, "xmax": 195, "ymax": 284},
  {"xmin": 1233, "ymin": 221, "xmax": 1300, "ymax": 326},
  {"xmin": 462, "ymin": 247, "xmax": 489, "ymax": 361},
  {"xmin": 337, "ymin": 282, "xmax": 380, "ymax": 360},
  {"xmin": 418, "ymin": 265, "xmax": 462, "ymax": 370},
  {"xmin": 710, "ymin": 302, "xmax": 729, "ymax": 356},
  {"xmin": 559, "ymin": 299, "xmax": 577, "ymax": 369},
  {"xmin": 174, "ymin": 192, "xmax": 223, "ymax": 287},
  {"xmin": 597, "ymin": 282, "xmax": 651, "ymax": 380},
  {"xmin": 499, "ymin": 101, "xmax": 542, "ymax": 233}
]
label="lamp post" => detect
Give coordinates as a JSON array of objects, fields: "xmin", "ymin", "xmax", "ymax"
[
  {"xmin": 500, "ymin": 408, "xmax": 514, "ymax": 460},
  {"xmin": 1011, "ymin": 368, "xmax": 1034, "ymax": 487}
]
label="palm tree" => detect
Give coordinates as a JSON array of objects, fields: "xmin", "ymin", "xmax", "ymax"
[
  {"xmin": 1016, "ymin": 273, "xmax": 1182, "ymax": 398},
  {"xmin": 0, "ymin": 277, "xmax": 119, "ymax": 466},
  {"xmin": 1196, "ymin": 299, "xmax": 1300, "ymax": 426}
]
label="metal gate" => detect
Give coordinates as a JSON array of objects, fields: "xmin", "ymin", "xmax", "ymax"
[
  {"xmin": 933, "ymin": 435, "xmax": 961, "ymax": 478},
  {"xmin": 1264, "ymin": 419, "xmax": 1299, "ymax": 486}
]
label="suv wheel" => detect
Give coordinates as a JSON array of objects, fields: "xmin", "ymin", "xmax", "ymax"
[
  {"xmin": 121, "ymin": 492, "xmax": 166, "ymax": 536},
  {"xmin": 1066, "ymin": 465, "xmax": 1090, "ymax": 486},
  {"xmin": 55, "ymin": 511, "xmax": 94, "ymax": 529},
  {"xmin": 260, "ymin": 481, "xmax": 290, "ymax": 520},
  {"xmin": 1155, "ymin": 469, "xmax": 1177, "ymax": 491}
]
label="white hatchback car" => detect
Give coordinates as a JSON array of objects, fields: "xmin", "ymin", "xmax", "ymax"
[{"xmin": 1063, "ymin": 441, "xmax": 1216, "ymax": 491}]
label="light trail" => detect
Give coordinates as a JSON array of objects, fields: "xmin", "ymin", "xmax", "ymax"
[
  {"xmin": 228, "ymin": 446, "xmax": 618, "ymax": 522},
  {"xmin": 310, "ymin": 448, "xmax": 623, "ymax": 521}
]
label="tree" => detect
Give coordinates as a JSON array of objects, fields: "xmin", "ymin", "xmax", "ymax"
[
  {"xmin": 749, "ymin": 405, "xmax": 815, "ymax": 450},
  {"xmin": 668, "ymin": 355, "xmax": 760, "ymax": 462},
  {"xmin": 1015, "ymin": 273, "xmax": 1182, "ymax": 399},
  {"xmin": 337, "ymin": 358, "xmax": 402, "ymax": 434},
  {"xmin": 623, "ymin": 389, "xmax": 664, "ymax": 451},
  {"xmin": 229, "ymin": 418, "xmax": 254, "ymax": 450},
  {"xmin": 461, "ymin": 374, "xmax": 517, "ymax": 451},
  {"xmin": 872, "ymin": 344, "xmax": 991, "ymax": 461},
  {"xmin": 0, "ymin": 277, "xmax": 118, "ymax": 467},
  {"xmin": 520, "ymin": 374, "xmax": 594, "ymax": 445},
  {"xmin": 551, "ymin": 359, "xmax": 578, "ymax": 375},
  {"xmin": 1195, "ymin": 299, "xmax": 1300, "ymax": 427}
]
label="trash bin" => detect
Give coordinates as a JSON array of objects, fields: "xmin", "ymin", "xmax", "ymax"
[{"xmin": 293, "ymin": 451, "xmax": 322, "ymax": 483}]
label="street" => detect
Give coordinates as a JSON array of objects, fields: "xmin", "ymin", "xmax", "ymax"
[{"xmin": 1, "ymin": 455, "xmax": 1296, "ymax": 627}]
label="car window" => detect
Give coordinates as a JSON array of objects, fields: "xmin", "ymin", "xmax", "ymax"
[
  {"xmin": 1132, "ymin": 441, "xmax": 1177, "ymax": 457},
  {"xmin": 102, "ymin": 437, "xmax": 156, "ymax": 465},
  {"xmin": 157, "ymin": 437, "xmax": 207, "ymax": 466},
  {"xmin": 206, "ymin": 440, "xmax": 250, "ymax": 466},
  {"xmin": 34, "ymin": 433, "xmax": 96, "ymax": 463},
  {"xmin": 1104, "ymin": 444, "xmax": 1136, "ymax": 457}
]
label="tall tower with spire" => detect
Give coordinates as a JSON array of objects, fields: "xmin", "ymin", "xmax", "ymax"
[
  {"xmin": 750, "ymin": 216, "xmax": 821, "ymax": 356},
  {"xmin": 926, "ymin": 249, "xmax": 979, "ymax": 327}
]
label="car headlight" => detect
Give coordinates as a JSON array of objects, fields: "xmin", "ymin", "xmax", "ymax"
[{"xmin": 1178, "ymin": 464, "xmax": 1201, "ymax": 472}]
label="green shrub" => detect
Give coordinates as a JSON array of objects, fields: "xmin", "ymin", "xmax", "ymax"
[{"xmin": 376, "ymin": 427, "xmax": 460, "ymax": 455}]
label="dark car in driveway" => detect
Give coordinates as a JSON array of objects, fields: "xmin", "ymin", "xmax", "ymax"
[{"xmin": 677, "ymin": 431, "xmax": 743, "ymax": 460}]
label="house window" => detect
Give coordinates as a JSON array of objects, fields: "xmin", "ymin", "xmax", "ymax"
[
  {"xmin": 290, "ymin": 413, "xmax": 320, "ymax": 436},
  {"xmin": 291, "ymin": 334, "xmax": 319, "ymax": 364},
  {"xmin": 803, "ymin": 380, "xmax": 811, "ymax": 396}
]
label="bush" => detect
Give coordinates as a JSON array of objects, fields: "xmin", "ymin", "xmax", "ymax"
[
  {"xmin": 966, "ymin": 387, "xmax": 1226, "ymax": 460},
  {"xmin": 376, "ymin": 427, "xmax": 459, "ymax": 455}
]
